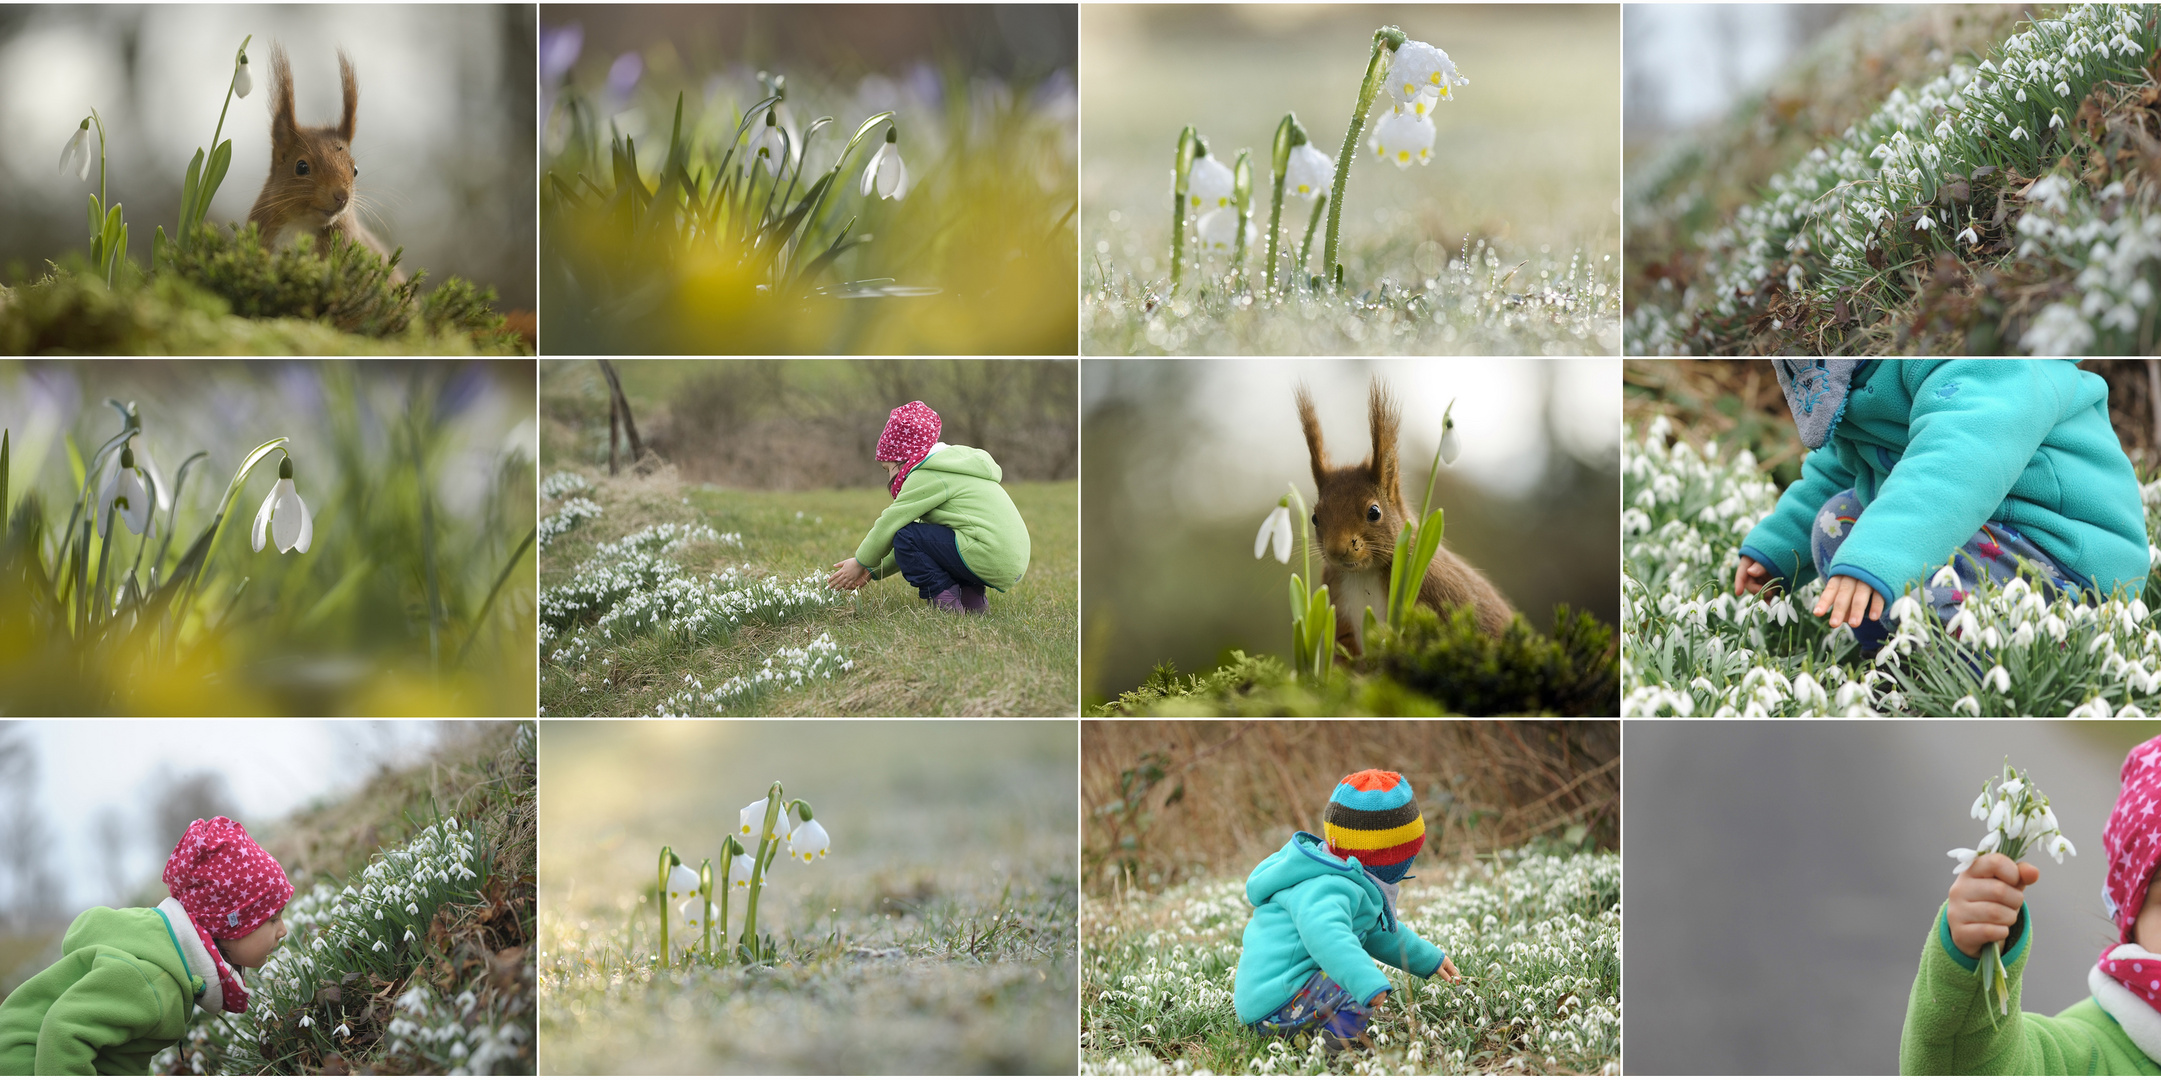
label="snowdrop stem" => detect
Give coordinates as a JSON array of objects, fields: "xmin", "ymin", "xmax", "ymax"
[
  {"xmin": 655, "ymin": 846, "xmax": 676, "ymax": 968},
  {"xmin": 1169, "ymin": 126, "xmax": 1198, "ymax": 296},
  {"xmin": 59, "ymin": 401, "xmax": 138, "ymax": 620},
  {"xmin": 1266, "ymin": 115, "xmax": 1294, "ymax": 297},
  {"xmin": 1297, "ymin": 195, "xmax": 1326, "ymax": 285},
  {"xmin": 210, "ymin": 35, "xmax": 251, "ymax": 168},
  {"xmin": 91, "ymin": 109, "xmax": 108, "ymax": 237},
  {"xmin": 737, "ymin": 781, "xmax": 786, "ymax": 963},
  {"xmin": 698, "ymin": 858, "xmax": 715, "ymax": 960},
  {"xmin": 92, "ymin": 499, "xmax": 117, "ymax": 626},
  {"xmin": 1231, "ymin": 149, "xmax": 1253, "ymax": 290},
  {"xmin": 1323, "ymin": 27, "xmax": 1405, "ymax": 291},
  {"xmin": 179, "ymin": 437, "xmax": 288, "ymax": 619}
]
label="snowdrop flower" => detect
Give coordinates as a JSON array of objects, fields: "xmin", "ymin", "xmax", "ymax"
[
  {"xmin": 299, "ymin": 1015, "xmax": 314, "ymax": 1029},
  {"xmin": 750, "ymin": 110, "xmax": 788, "ymax": 174},
  {"xmin": 1949, "ymin": 847, "xmax": 1980, "ymax": 876},
  {"xmin": 1986, "ymin": 799, "xmax": 2009, "ymax": 832},
  {"xmin": 402, "ymin": 927, "xmax": 416, "ymax": 942},
  {"xmin": 2009, "ymin": 125, "xmax": 2028, "ymax": 141},
  {"xmin": 371, "ymin": 939, "xmax": 388, "ymax": 953},
  {"xmin": 99, "ymin": 447, "xmax": 153, "ymax": 538},
  {"xmin": 1953, "ymin": 695, "xmax": 1981, "ymax": 716},
  {"xmin": 664, "ymin": 861, "xmax": 700, "ymax": 905},
  {"xmin": 1369, "ymin": 105, "xmax": 1435, "ymax": 169},
  {"xmin": 235, "ymin": 51, "xmax": 252, "ymax": 98},
  {"xmin": 1971, "ymin": 791, "xmax": 1990, "ymax": 820},
  {"xmin": 1978, "ymin": 829, "xmax": 2003, "ymax": 854},
  {"xmin": 1916, "ymin": 213, "xmax": 1936, "ymax": 232},
  {"xmin": 251, "ymin": 457, "xmax": 313, "ymax": 554},
  {"xmin": 1958, "ymin": 225, "xmax": 1980, "ymax": 245},
  {"xmin": 1888, "ymin": 595, "xmax": 1925, "ymax": 625},
  {"xmin": 1195, "ymin": 207, "xmax": 1254, "ymax": 253},
  {"xmin": 1284, "ymin": 143, "xmax": 1333, "ymax": 199},
  {"xmin": 789, "ymin": 815, "xmax": 830, "ymax": 863},
  {"xmin": 2046, "ymin": 834, "xmax": 2076, "ymax": 862},
  {"xmin": 1254, "ymin": 504, "xmax": 1293, "ymax": 563},
  {"xmin": 859, "ymin": 125, "xmax": 908, "ymax": 201},
  {"xmin": 2054, "ymin": 80, "xmax": 2071, "ymax": 97},
  {"xmin": 1985, "ymin": 666, "xmax": 2012, "ymax": 694},
  {"xmin": 58, "ymin": 119, "xmax": 91, "ymax": 181},
  {"xmin": 333, "ymin": 1022, "xmax": 349, "ymax": 1038},
  {"xmin": 2000, "ymin": 777, "xmax": 2025, "ymax": 799},
  {"xmin": 1186, "ymin": 149, "xmax": 1235, "ymax": 213},
  {"xmin": 1439, "ymin": 401, "xmax": 1460, "ymax": 466},
  {"xmin": 1931, "ymin": 565, "xmax": 1961, "ymax": 590},
  {"xmin": 1387, "ymin": 39, "xmax": 1462, "ymax": 104}
]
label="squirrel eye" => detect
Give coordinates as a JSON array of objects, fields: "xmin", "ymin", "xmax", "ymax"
[
  {"xmin": 1310, "ymin": 513, "xmax": 1318, "ymax": 528},
  {"xmin": 295, "ymin": 159, "xmax": 310, "ymax": 177},
  {"xmin": 1366, "ymin": 504, "xmax": 1382, "ymax": 523}
]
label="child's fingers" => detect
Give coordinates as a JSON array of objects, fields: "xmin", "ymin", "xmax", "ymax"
[
  {"xmin": 1814, "ymin": 577, "xmax": 1846, "ymax": 620},
  {"xmin": 1969, "ymin": 852, "xmax": 2027, "ymax": 887},
  {"xmin": 2019, "ymin": 861, "xmax": 2041, "ymax": 887}
]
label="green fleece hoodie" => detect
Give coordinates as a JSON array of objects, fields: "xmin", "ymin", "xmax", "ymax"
[
  {"xmin": 1901, "ymin": 902, "xmax": 2157, "ymax": 1075},
  {"xmin": 0, "ymin": 903, "xmax": 209, "ymax": 1075},
  {"xmin": 855, "ymin": 444, "xmax": 1031, "ymax": 591},
  {"xmin": 1741, "ymin": 359, "xmax": 2150, "ymax": 603},
  {"xmin": 1232, "ymin": 832, "xmax": 1447, "ymax": 1024}
]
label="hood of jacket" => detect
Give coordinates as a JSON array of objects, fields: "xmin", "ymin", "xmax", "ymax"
[
  {"xmin": 1246, "ymin": 831, "xmax": 1398, "ymax": 933},
  {"xmin": 59, "ymin": 903, "xmax": 210, "ymax": 1011},
  {"xmin": 906, "ymin": 444, "xmax": 1003, "ymax": 485}
]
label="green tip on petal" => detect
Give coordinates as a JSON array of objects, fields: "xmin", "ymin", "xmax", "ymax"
[
  {"xmin": 120, "ymin": 447, "xmax": 135, "ymax": 469},
  {"xmin": 278, "ymin": 457, "xmax": 293, "ymax": 480},
  {"xmin": 885, "ymin": 126, "xmax": 898, "ymax": 144}
]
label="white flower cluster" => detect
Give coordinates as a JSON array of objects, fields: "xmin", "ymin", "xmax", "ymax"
[
  {"xmin": 541, "ymin": 470, "xmax": 595, "ymax": 501},
  {"xmin": 651, "ymin": 631, "xmax": 854, "ymax": 716},
  {"xmin": 1948, "ymin": 761, "xmax": 2074, "ymax": 878},
  {"xmin": 1627, "ymin": 4, "xmax": 2160, "ymax": 354},
  {"xmin": 1082, "ymin": 848, "xmax": 1618, "ymax": 1076},
  {"xmin": 1623, "ymin": 421, "xmax": 2161, "ymax": 717},
  {"xmin": 538, "ymin": 497, "xmax": 604, "ymax": 548},
  {"xmin": 2012, "ymin": 176, "xmax": 2161, "ymax": 355},
  {"xmin": 542, "ymin": 521, "xmax": 813, "ymax": 657},
  {"xmin": 382, "ymin": 982, "xmax": 535, "ymax": 1074}
]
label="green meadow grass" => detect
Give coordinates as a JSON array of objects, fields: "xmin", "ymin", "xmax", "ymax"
[{"xmin": 540, "ymin": 470, "xmax": 1078, "ymax": 717}]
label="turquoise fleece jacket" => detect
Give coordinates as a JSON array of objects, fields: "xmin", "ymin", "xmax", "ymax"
[
  {"xmin": 0, "ymin": 902, "xmax": 213, "ymax": 1074},
  {"xmin": 1232, "ymin": 832, "xmax": 1447, "ymax": 1024},
  {"xmin": 1741, "ymin": 359, "xmax": 2150, "ymax": 602},
  {"xmin": 854, "ymin": 444, "xmax": 1032, "ymax": 591},
  {"xmin": 1900, "ymin": 903, "xmax": 2158, "ymax": 1074}
]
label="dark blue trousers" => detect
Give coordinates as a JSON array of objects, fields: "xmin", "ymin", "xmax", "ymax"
[{"xmin": 890, "ymin": 522, "xmax": 987, "ymax": 599}]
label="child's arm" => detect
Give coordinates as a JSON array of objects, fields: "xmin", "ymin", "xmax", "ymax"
[
  {"xmin": 36, "ymin": 955, "xmax": 168, "ymax": 1074},
  {"xmin": 1360, "ymin": 919, "xmax": 1459, "ymax": 984},
  {"xmin": 851, "ymin": 475, "xmax": 951, "ymax": 578},
  {"xmin": 1737, "ymin": 443, "xmax": 1858, "ymax": 592},
  {"xmin": 1899, "ymin": 854, "xmax": 2116, "ymax": 1075},
  {"xmin": 1276, "ymin": 884, "xmax": 1400, "ymax": 1008}
]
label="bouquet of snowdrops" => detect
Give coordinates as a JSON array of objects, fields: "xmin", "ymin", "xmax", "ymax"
[{"xmin": 1948, "ymin": 758, "xmax": 2075, "ymax": 1024}]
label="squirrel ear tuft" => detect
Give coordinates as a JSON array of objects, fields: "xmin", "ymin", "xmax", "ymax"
[
  {"xmin": 1367, "ymin": 378, "xmax": 1401, "ymax": 497},
  {"xmin": 269, "ymin": 44, "xmax": 298, "ymax": 147},
  {"xmin": 1296, "ymin": 384, "xmax": 1328, "ymax": 488},
  {"xmin": 336, "ymin": 50, "xmax": 358, "ymax": 144}
]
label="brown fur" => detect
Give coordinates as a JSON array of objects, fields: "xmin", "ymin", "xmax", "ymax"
[
  {"xmin": 1296, "ymin": 378, "xmax": 1515, "ymax": 654},
  {"xmin": 247, "ymin": 45, "xmax": 403, "ymax": 283}
]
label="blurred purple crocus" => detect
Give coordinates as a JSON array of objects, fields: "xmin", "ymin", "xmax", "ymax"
[
  {"xmin": 606, "ymin": 52, "xmax": 644, "ymax": 102},
  {"xmin": 540, "ymin": 24, "xmax": 583, "ymax": 85}
]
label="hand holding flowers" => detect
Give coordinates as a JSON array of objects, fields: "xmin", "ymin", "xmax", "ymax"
[{"xmin": 1945, "ymin": 758, "xmax": 2073, "ymax": 1024}]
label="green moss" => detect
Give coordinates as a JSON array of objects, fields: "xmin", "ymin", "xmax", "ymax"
[
  {"xmin": 0, "ymin": 227, "xmax": 527, "ymax": 355},
  {"xmin": 1098, "ymin": 607, "xmax": 1619, "ymax": 717}
]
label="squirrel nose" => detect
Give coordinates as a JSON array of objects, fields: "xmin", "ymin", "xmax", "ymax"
[{"xmin": 332, "ymin": 190, "xmax": 349, "ymax": 209}]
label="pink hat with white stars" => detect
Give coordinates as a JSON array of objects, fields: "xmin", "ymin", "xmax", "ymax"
[
  {"xmin": 163, "ymin": 817, "xmax": 293, "ymax": 1013},
  {"xmin": 874, "ymin": 401, "xmax": 941, "ymax": 498},
  {"xmin": 2098, "ymin": 736, "xmax": 2161, "ymax": 1007}
]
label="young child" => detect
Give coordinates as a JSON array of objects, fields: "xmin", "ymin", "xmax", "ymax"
[
  {"xmin": 1733, "ymin": 360, "xmax": 2149, "ymax": 652},
  {"xmin": 827, "ymin": 400, "xmax": 1031, "ymax": 614},
  {"xmin": 1901, "ymin": 735, "xmax": 2161, "ymax": 1073},
  {"xmin": 0, "ymin": 817, "xmax": 293, "ymax": 1073},
  {"xmin": 1233, "ymin": 770, "xmax": 1460, "ymax": 1050}
]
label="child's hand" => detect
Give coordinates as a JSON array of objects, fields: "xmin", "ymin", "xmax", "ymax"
[
  {"xmin": 827, "ymin": 558, "xmax": 872, "ymax": 591},
  {"xmin": 1733, "ymin": 555, "xmax": 1772, "ymax": 596},
  {"xmin": 1947, "ymin": 852, "xmax": 2039, "ymax": 958},
  {"xmin": 1814, "ymin": 574, "xmax": 1884, "ymax": 629},
  {"xmin": 1437, "ymin": 957, "xmax": 1461, "ymax": 983}
]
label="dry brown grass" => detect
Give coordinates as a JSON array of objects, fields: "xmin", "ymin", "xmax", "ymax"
[{"xmin": 1081, "ymin": 720, "xmax": 1616, "ymax": 897}]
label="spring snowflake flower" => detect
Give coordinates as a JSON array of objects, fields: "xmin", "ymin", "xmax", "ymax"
[
  {"xmin": 1186, "ymin": 149, "xmax": 1235, "ymax": 213},
  {"xmin": 678, "ymin": 898, "xmax": 710, "ymax": 935},
  {"xmin": 859, "ymin": 126, "xmax": 908, "ymax": 200},
  {"xmin": 58, "ymin": 119, "xmax": 91, "ymax": 181},
  {"xmin": 789, "ymin": 816, "xmax": 830, "ymax": 863},
  {"xmin": 1369, "ymin": 105, "xmax": 1436, "ymax": 169},
  {"xmin": 1284, "ymin": 143, "xmax": 1333, "ymax": 199},
  {"xmin": 665, "ymin": 861, "xmax": 700, "ymax": 904},
  {"xmin": 729, "ymin": 851, "xmax": 755, "ymax": 889},
  {"xmin": 1254, "ymin": 504, "xmax": 1293, "ymax": 563},
  {"xmin": 251, "ymin": 458, "xmax": 313, "ymax": 554},
  {"xmin": 1195, "ymin": 207, "xmax": 1254, "ymax": 253},
  {"xmin": 740, "ymin": 798, "xmax": 785, "ymax": 840},
  {"xmin": 99, "ymin": 447, "xmax": 153, "ymax": 538},
  {"xmin": 1387, "ymin": 39, "xmax": 1463, "ymax": 104}
]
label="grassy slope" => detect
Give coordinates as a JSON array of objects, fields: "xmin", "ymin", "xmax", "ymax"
[
  {"xmin": 536, "ymin": 720, "xmax": 1078, "ymax": 1074},
  {"xmin": 541, "ymin": 471, "xmax": 1079, "ymax": 717}
]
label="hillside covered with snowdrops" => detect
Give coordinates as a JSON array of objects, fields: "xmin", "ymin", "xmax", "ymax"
[{"xmin": 1627, "ymin": 4, "xmax": 2161, "ymax": 355}]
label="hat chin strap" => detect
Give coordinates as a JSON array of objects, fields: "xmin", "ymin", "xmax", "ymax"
[
  {"xmin": 2091, "ymin": 947, "xmax": 2161, "ymax": 1061},
  {"xmin": 157, "ymin": 897, "xmax": 227, "ymax": 1012}
]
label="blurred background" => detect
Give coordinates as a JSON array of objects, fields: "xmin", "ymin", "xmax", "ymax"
[
  {"xmin": 1628, "ymin": 720, "xmax": 2160, "ymax": 1074},
  {"xmin": 0, "ymin": 5, "xmax": 537, "ymax": 307},
  {"xmin": 538, "ymin": 720, "xmax": 1077, "ymax": 1073},
  {"xmin": 1082, "ymin": 358, "xmax": 1620, "ymax": 704},
  {"xmin": 540, "ymin": 358, "xmax": 1077, "ymax": 489},
  {"xmin": 0, "ymin": 359, "xmax": 537, "ymax": 715},
  {"xmin": 1082, "ymin": 719, "xmax": 1617, "ymax": 896},
  {"xmin": 1082, "ymin": 5, "xmax": 1619, "ymax": 290},
  {"xmin": 0, "ymin": 719, "xmax": 514, "ymax": 999},
  {"xmin": 538, "ymin": 4, "xmax": 1077, "ymax": 354}
]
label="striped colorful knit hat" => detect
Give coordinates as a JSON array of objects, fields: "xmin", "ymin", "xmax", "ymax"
[{"xmin": 1323, "ymin": 769, "xmax": 1425, "ymax": 883}]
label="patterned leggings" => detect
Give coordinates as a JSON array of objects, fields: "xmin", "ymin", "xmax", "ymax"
[{"xmin": 1249, "ymin": 970, "xmax": 1372, "ymax": 1043}]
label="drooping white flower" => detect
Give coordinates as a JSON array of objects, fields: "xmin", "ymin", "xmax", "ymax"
[
  {"xmin": 250, "ymin": 458, "xmax": 313, "ymax": 554},
  {"xmin": 664, "ymin": 861, "xmax": 700, "ymax": 907},
  {"xmin": 333, "ymin": 1022, "xmax": 349, "ymax": 1038},
  {"xmin": 1948, "ymin": 847, "xmax": 1979, "ymax": 876},
  {"xmin": 2009, "ymin": 125, "xmax": 2028, "ymax": 141},
  {"xmin": 1369, "ymin": 105, "xmax": 1436, "ymax": 169},
  {"xmin": 1930, "ymin": 565, "xmax": 1961, "ymax": 590},
  {"xmin": 740, "ymin": 797, "xmax": 779, "ymax": 839},
  {"xmin": 1958, "ymin": 226, "xmax": 1980, "ymax": 245},
  {"xmin": 1977, "ymin": 829, "xmax": 2003, "ymax": 854},
  {"xmin": 299, "ymin": 1015, "xmax": 314, "ymax": 1028},
  {"xmin": 789, "ymin": 816, "xmax": 830, "ymax": 863},
  {"xmin": 1254, "ymin": 505, "xmax": 1293, "ymax": 564},
  {"xmin": 859, "ymin": 127, "xmax": 908, "ymax": 201},
  {"xmin": 235, "ymin": 52, "xmax": 253, "ymax": 98},
  {"xmin": 1916, "ymin": 213, "xmax": 1936, "ymax": 232},
  {"xmin": 59, "ymin": 119, "xmax": 91, "ymax": 181},
  {"xmin": 98, "ymin": 447, "xmax": 153, "ymax": 538},
  {"xmin": 2048, "ymin": 833, "xmax": 2076, "ymax": 862},
  {"xmin": 1986, "ymin": 799, "xmax": 2009, "ymax": 832},
  {"xmin": 729, "ymin": 851, "xmax": 755, "ymax": 889},
  {"xmin": 1284, "ymin": 143, "xmax": 1333, "ymax": 200},
  {"xmin": 1387, "ymin": 39, "xmax": 1463, "ymax": 104},
  {"xmin": 1970, "ymin": 790, "xmax": 1990, "ymax": 820},
  {"xmin": 1999, "ymin": 777, "xmax": 2025, "ymax": 799},
  {"xmin": 1953, "ymin": 695, "xmax": 1980, "ymax": 716},
  {"xmin": 1985, "ymin": 665, "xmax": 2012, "ymax": 694},
  {"xmin": 678, "ymin": 898, "xmax": 709, "ymax": 936},
  {"xmin": 1186, "ymin": 150, "xmax": 1235, "ymax": 213},
  {"xmin": 1439, "ymin": 406, "xmax": 1460, "ymax": 466},
  {"xmin": 1195, "ymin": 207, "xmax": 1254, "ymax": 253},
  {"xmin": 750, "ymin": 110, "xmax": 788, "ymax": 174}
]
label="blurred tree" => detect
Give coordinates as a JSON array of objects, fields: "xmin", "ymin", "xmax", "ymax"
[
  {"xmin": 93, "ymin": 807, "xmax": 133, "ymax": 905},
  {"xmin": 0, "ymin": 723, "xmax": 61, "ymax": 930},
  {"xmin": 149, "ymin": 769, "xmax": 239, "ymax": 858}
]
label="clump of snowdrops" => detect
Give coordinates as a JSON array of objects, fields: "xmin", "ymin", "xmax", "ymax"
[
  {"xmin": 1622, "ymin": 417, "xmax": 2161, "ymax": 716},
  {"xmin": 1082, "ymin": 845, "xmax": 1619, "ymax": 1076},
  {"xmin": 1947, "ymin": 759, "xmax": 2075, "ymax": 1025},
  {"xmin": 1626, "ymin": 4, "xmax": 2161, "ymax": 355}
]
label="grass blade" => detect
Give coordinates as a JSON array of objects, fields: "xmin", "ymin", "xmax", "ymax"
[{"xmin": 455, "ymin": 525, "xmax": 535, "ymax": 670}]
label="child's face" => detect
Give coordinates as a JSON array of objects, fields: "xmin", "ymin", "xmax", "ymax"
[
  {"xmin": 221, "ymin": 907, "xmax": 288, "ymax": 969},
  {"xmin": 880, "ymin": 459, "xmax": 900, "ymax": 481}
]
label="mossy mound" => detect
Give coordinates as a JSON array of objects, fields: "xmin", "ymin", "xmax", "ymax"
[{"xmin": 1098, "ymin": 605, "xmax": 1620, "ymax": 717}]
